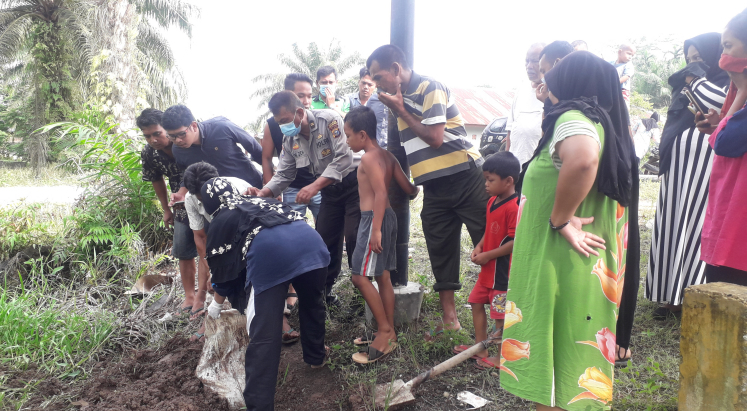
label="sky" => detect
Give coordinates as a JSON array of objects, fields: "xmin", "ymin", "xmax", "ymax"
[{"xmin": 166, "ymin": 0, "xmax": 746, "ymax": 128}]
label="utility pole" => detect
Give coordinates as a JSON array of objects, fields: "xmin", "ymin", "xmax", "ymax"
[{"xmin": 388, "ymin": 0, "xmax": 415, "ymax": 288}]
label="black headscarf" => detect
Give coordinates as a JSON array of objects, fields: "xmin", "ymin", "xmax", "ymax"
[
  {"xmin": 658, "ymin": 33, "xmax": 730, "ymax": 174},
  {"xmin": 526, "ymin": 51, "xmax": 635, "ymax": 206},
  {"xmin": 200, "ymin": 177, "xmax": 305, "ymax": 283}
]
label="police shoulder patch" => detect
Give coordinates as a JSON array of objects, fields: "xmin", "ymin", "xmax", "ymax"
[
  {"xmin": 328, "ymin": 120, "xmax": 339, "ymax": 131},
  {"xmin": 292, "ymin": 143, "xmax": 299, "ymax": 150}
]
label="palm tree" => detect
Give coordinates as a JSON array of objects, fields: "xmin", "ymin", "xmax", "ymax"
[
  {"xmin": 0, "ymin": 0, "xmax": 197, "ymax": 170},
  {"xmin": 249, "ymin": 40, "xmax": 364, "ymax": 128},
  {"xmin": 631, "ymin": 38, "xmax": 685, "ymax": 109}
]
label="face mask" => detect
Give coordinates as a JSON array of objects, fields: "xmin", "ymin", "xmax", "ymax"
[
  {"xmin": 719, "ymin": 53, "xmax": 747, "ymax": 73},
  {"xmin": 279, "ymin": 111, "xmax": 301, "ymax": 137},
  {"xmin": 319, "ymin": 84, "xmax": 335, "ymax": 98}
]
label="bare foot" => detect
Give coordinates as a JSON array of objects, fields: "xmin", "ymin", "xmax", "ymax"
[
  {"xmin": 190, "ymin": 321, "xmax": 206, "ymax": 342},
  {"xmin": 190, "ymin": 290, "xmax": 207, "ymax": 320}
]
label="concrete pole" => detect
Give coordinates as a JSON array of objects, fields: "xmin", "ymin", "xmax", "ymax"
[{"xmin": 388, "ymin": 0, "xmax": 414, "ymax": 288}]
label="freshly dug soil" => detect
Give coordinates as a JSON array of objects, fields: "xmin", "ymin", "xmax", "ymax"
[
  {"xmin": 41, "ymin": 336, "xmax": 231, "ymax": 411},
  {"xmin": 274, "ymin": 344, "xmax": 348, "ymax": 411}
]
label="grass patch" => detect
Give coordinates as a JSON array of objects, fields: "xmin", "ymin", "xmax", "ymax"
[
  {"xmin": 0, "ymin": 165, "xmax": 81, "ymax": 187},
  {"xmin": 0, "ymin": 287, "xmax": 115, "ymax": 375}
]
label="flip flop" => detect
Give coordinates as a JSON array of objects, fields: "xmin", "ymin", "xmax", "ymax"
[
  {"xmin": 453, "ymin": 345, "xmax": 483, "ymax": 360},
  {"xmin": 190, "ymin": 332, "xmax": 205, "ymax": 342},
  {"xmin": 353, "ymin": 331, "xmax": 376, "ymax": 346},
  {"xmin": 282, "ymin": 328, "xmax": 300, "ymax": 344},
  {"xmin": 615, "ymin": 347, "xmax": 632, "ymax": 367},
  {"xmin": 352, "ymin": 342, "xmax": 398, "ymax": 364},
  {"xmin": 180, "ymin": 306, "xmax": 192, "ymax": 316},
  {"xmin": 190, "ymin": 307, "xmax": 205, "ymax": 319},
  {"xmin": 475, "ymin": 358, "xmax": 501, "ymax": 370}
]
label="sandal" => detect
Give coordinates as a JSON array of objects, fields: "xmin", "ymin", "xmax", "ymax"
[
  {"xmin": 475, "ymin": 357, "xmax": 500, "ymax": 370},
  {"xmin": 282, "ymin": 328, "xmax": 300, "ymax": 344},
  {"xmin": 352, "ymin": 342, "xmax": 398, "ymax": 364},
  {"xmin": 453, "ymin": 345, "xmax": 483, "ymax": 360},
  {"xmin": 190, "ymin": 307, "xmax": 205, "ymax": 319},
  {"xmin": 180, "ymin": 306, "xmax": 192, "ymax": 316},
  {"xmin": 285, "ymin": 292, "xmax": 298, "ymax": 316},
  {"xmin": 615, "ymin": 346, "xmax": 632, "ymax": 367},
  {"xmin": 354, "ymin": 330, "xmax": 376, "ymax": 346},
  {"xmin": 190, "ymin": 332, "xmax": 205, "ymax": 342}
]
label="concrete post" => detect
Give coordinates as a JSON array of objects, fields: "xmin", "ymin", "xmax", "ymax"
[{"xmin": 679, "ymin": 282, "xmax": 747, "ymax": 411}]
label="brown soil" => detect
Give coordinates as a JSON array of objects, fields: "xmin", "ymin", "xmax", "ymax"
[
  {"xmin": 22, "ymin": 336, "xmax": 230, "ymax": 411},
  {"xmin": 274, "ymin": 344, "xmax": 349, "ymax": 411}
]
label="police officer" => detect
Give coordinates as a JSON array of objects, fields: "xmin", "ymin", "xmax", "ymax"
[{"xmin": 252, "ymin": 91, "xmax": 360, "ymax": 306}]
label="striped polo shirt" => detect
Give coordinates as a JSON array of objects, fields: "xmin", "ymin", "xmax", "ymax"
[{"xmin": 395, "ymin": 71, "xmax": 483, "ymax": 184}]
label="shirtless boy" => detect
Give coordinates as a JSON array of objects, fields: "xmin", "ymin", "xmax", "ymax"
[{"xmin": 343, "ymin": 106, "xmax": 418, "ymax": 364}]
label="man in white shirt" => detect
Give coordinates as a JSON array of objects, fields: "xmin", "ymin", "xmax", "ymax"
[{"xmin": 506, "ymin": 42, "xmax": 546, "ymax": 166}]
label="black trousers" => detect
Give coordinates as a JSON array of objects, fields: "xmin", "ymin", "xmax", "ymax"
[
  {"xmin": 316, "ymin": 170, "xmax": 361, "ymax": 295},
  {"xmin": 243, "ymin": 267, "xmax": 327, "ymax": 411},
  {"xmin": 616, "ymin": 162, "xmax": 641, "ymax": 350},
  {"xmin": 705, "ymin": 264, "xmax": 747, "ymax": 285},
  {"xmin": 420, "ymin": 164, "xmax": 488, "ymax": 291}
]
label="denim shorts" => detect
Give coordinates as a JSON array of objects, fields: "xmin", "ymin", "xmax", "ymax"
[
  {"xmin": 283, "ymin": 186, "xmax": 322, "ymax": 221},
  {"xmin": 172, "ymin": 220, "xmax": 198, "ymax": 260}
]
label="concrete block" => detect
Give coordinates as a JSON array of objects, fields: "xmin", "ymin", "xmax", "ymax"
[
  {"xmin": 365, "ymin": 281, "xmax": 425, "ymax": 328},
  {"xmin": 679, "ymin": 282, "xmax": 747, "ymax": 411}
]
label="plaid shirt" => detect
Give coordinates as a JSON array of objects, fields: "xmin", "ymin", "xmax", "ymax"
[{"xmin": 141, "ymin": 145, "xmax": 188, "ymax": 223}]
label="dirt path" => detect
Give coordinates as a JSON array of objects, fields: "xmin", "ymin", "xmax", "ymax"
[{"xmin": 0, "ymin": 185, "xmax": 83, "ymax": 205}]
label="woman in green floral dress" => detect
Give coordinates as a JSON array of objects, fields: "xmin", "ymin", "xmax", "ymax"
[{"xmin": 500, "ymin": 51, "xmax": 636, "ymax": 411}]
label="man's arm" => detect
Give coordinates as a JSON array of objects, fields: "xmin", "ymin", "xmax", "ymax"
[
  {"xmin": 261, "ymin": 123, "xmax": 276, "ymax": 185},
  {"xmin": 151, "ymin": 179, "xmax": 173, "ymax": 227},
  {"xmin": 505, "ymin": 131, "xmax": 511, "ymax": 151},
  {"xmin": 378, "ymin": 85, "xmax": 447, "ymax": 149},
  {"xmin": 230, "ymin": 122, "xmax": 264, "ymax": 165},
  {"xmin": 391, "ymin": 153, "xmax": 418, "ymax": 197},
  {"xmin": 258, "ymin": 139, "xmax": 298, "ymax": 197}
]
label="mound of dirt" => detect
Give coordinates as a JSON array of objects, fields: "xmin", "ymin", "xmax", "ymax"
[
  {"xmin": 75, "ymin": 336, "xmax": 230, "ymax": 411},
  {"xmin": 273, "ymin": 344, "xmax": 349, "ymax": 411}
]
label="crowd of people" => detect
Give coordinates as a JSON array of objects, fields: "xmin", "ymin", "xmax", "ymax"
[{"xmin": 136, "ymin": 7, "xmax": 747, "ymax": 410}]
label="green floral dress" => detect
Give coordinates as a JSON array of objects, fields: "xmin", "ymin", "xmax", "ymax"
[{"xmin": 500, "ymin": 111, "xmax": 628, "ymax": 410}]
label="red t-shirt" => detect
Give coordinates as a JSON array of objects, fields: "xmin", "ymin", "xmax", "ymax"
[{"xmin": 477, "ymin": 193, "xmax": 518, "ymax": 290}]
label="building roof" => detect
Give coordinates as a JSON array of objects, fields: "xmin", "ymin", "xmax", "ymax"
[{"xmin": 451, "ymin": 87, "xmax": 514, "ymax": 126}]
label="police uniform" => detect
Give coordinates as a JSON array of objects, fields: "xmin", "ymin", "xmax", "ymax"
[{"xmin": 264, "ymin": 109, "xmax": 361, "ymax": 300}]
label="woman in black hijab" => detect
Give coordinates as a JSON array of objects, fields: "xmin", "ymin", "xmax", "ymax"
[
  {"xmin": 645, "ymin": 33, "xmax": 730, "ymax": 320},
  {"xmin": 199, "ymin": 177, "xmax": 330, "ymax": 411},
  {"xmin": 501, "ymin": 51, "xmax": 635, "ymax": 410}
]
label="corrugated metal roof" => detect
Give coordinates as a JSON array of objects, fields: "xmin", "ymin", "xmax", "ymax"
[{"xmin": 451, "ymin": 87, "xmax": 515, "ymax": 126}]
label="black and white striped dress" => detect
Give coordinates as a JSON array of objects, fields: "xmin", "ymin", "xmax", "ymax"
[{"xmin": 645, "ymin": 78, "xmax": 727, "ymax": 305}]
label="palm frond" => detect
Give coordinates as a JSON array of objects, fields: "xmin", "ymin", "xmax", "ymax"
[{"xmin": 131, "ymin": 0, "xmax": 199, "ymax": 38}]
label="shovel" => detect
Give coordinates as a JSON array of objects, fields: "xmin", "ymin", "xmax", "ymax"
[{"xmin": 373, "ymin": 338, "xmax": 500, "ymax": 409}]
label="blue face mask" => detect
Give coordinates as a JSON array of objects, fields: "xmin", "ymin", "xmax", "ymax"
[
  {"xmin": 319, "ymin": 84, "xmax": 334, "ymax": 98},
  {"xmin": 279, "ymin": 111, "xmax": 301, "ymax": 137}
]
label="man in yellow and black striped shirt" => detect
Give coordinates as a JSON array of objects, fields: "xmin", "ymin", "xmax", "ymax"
[{"xmin": 367, "ymin": 45, "xmax": 489, "ymax": 338}]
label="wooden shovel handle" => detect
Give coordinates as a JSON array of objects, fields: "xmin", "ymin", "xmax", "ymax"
[{"xmin": 408, "ymin": 340, "xmax": 493, "ymax": 390}]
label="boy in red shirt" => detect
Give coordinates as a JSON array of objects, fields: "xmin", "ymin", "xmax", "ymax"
[{"xmin": 454, "ymin": 151, "xmax": 520, "ymax": 369}]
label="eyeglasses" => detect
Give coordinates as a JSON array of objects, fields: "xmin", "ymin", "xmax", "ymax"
[{"xmin": 168, "ymin": 128, "xmax": 189, "ymax": 141}]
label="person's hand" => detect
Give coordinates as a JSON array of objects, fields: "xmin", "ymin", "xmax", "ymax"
[
  {"xmin": 471, "ymin": 252, "xmax": 491, "ymax": 266},
  {"xmin": 168, "ymin": 191, "xmax": 185, "ymax": 207},
  {"xmin": 695, "ymin": 109, "xmax": 719, "ymax": 135},
  {"xmin": 470, "ymin": 245, "xmax": 482, "ymax": 262},
  {"xmin": 295, "ymin": 185, "xmax": 319, "ymax": 204},
  {"xmin": 246, "ymin": 187, "xmax": 260, "ymax": 196},
  {"xmin": 557, "ymin": 216, "xmax": 606, "ymax": 257},
  {"xmin": 207, "ymin": 299, "xmax": 222, "ymax": 319},
  {"xmin": 162, "ymin": 209, "xmax": 174, "ymax": 228},
  {"xmin": 536, "ymin": 82, "xmax": 549, "ymax": 103},
  {"xmin": 377, "ymin": 80, "xmax": 406, "ymax": 115},
  {"xmin": 323, "ymin": 86, "xmax": 336, "ymax": 107},
  {"xmin": 369, "ymin": 230, "xmax": 383, "ymax": 254}
]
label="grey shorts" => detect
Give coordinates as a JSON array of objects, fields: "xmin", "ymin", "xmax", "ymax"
[
  {"xmin": 352, "ymin": 208, "xmax": 397, "ymax": 277},
  {"xmin": 172, "ymin": 220, "xmax": 198, "ymax": 260}
]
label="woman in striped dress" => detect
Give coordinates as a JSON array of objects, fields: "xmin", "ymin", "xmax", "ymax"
[{"xmin": 645, "ymin": 33, "xmax": 730, "ymax": 318}]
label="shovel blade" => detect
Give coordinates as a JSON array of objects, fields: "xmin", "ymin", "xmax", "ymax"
[{"xmin": 374, "ymin": 379, "xmax": 415, "ymax": 409}]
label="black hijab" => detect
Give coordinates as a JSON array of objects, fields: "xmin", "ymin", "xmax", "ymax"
[
  {"xmin": 200, "ymin": 177, "xmax": 305, "ymax": 283},
  {"xmin": 658, "ymin": 33, "xmax": 730, "ymax": 174},
  {"xmin": 526, "ymin": 51, "xmax": 635, "ymax": 206}
]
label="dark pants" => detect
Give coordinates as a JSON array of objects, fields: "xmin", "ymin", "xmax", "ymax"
[
  {"xmin": 421, "ymin": 164, "xmax": 489, "ymax": 291},
  {"xmin": 705, "ymin": 264, "xmax": 747, "ymax": 286},
  {"xmin": 316, "ymin": 170, "xmax": 361, "ymax": 296},
  {"xmin": 243, "ymin": 267, "xmax": 327, "ymax": 411},
  {"xmin": 212, "ymin": 269, "xmax": 248, "ymax": 315},
  {"xmin": 616, "ymin": 164, "xmax": 641, "ymax": 350}
]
